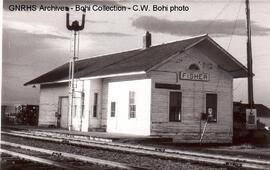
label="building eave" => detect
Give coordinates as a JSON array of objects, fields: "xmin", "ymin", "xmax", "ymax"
[{"xmin": 26, "ymin": 71, "xmax": 147, "ymax": 86}]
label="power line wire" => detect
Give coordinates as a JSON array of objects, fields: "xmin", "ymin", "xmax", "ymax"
[
  {"xmin": 234, "ymin": 79, "xmax": 244, "ymax": 91},
  {"xmin": 199, "ymin": 0, "xmax": 233, "ymax": 35},
  {"xmin": 227, "ymin": 0, "xmax": 244, "ymax": 50}
]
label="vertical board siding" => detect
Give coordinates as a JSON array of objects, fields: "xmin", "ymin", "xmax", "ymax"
[
  {"xmin": 82, "ymin": 80, "xmax": 90, "ymax": 131},
  {"xmin": 88, "ymin": 79, "xmax": 103, "ymax": 129},
  {"xmin": 101, "ymin": 80, "xmax": 108, "ymax": 128},
  {"xmin": 71, "ymin": 80, "xmax": 82, "ymax": 131},
  {"xmin": 150, "ymin": 47, "xmax": 233, "ymax": 143}
]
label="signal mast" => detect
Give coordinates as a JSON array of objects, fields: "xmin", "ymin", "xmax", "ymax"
[{"xmin": 66, "ymin": 7, "xmax": 85, "ymax": 131}]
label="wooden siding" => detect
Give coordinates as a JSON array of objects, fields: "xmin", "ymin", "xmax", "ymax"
[
  {"xmin": 39, "ymin": 80, "xmax": 91, "ymax": 132},
  {"xmin": 150, "ymin": 47, "xmax": 233, "ymax": 143}
]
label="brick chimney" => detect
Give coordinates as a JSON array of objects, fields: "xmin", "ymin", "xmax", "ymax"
[{"xmin": 143, "ymin": 31, "xmax": 151, "ymax": 49}]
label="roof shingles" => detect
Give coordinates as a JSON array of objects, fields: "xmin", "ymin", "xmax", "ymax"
[{"xmin": 24, "ymin": 35, "xmax": 247, "ymax": 85}]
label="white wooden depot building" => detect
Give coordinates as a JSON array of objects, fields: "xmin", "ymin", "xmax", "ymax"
[{"xmin": 25, "ymin": 34, "xmax": 248, "ymax": 143}]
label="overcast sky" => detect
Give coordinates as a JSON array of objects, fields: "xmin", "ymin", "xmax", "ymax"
[{"xmin": 2, "ymin": 0, "xmax": 270, "ymax": 107}]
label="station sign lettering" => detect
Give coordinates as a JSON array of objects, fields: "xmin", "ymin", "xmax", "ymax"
[{"xmin": 179, "ymin": 72, "xmax": 209, "ymax": 81}]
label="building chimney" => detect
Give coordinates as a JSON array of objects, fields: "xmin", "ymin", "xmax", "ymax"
[{"xmin": 143, "ymin": 31, "xmax": 151, "ymax": 49}]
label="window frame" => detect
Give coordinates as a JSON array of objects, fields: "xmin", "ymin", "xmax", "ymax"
[
  {"xmin": 110, "ymin": 101, "xmax": 116, "ymax": 117},
  {"xmin": 205, "ymin": 93, "xmax": 218, "ymax": 123}
]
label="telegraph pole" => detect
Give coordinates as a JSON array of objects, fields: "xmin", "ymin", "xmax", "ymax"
[
  {"xmin": 246, "ymin": 0, "xmax": 254, "ymax": 109},
  {"xmin": 66, "ymin": 8, "xmax": 85, "ymax": 131},
  {"xmin": 245, "ymin": 0, "xmax": 257, "ymax": 129}
]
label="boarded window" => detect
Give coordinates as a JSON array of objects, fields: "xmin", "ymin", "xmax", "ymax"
[
  {"xmin": 169, "ymin": 92, "xmax": 182, "ymax": 122},
  {"xmin": 93, "ymin": 93, "xmax": 98, "ymax": 117},
  {"xmin": 111, "ymin": 102, "xmax": 116, "ymax": 117},
  {"xmin": 206, "ymin": 93, "xmax": 217, "ymax": 122},
  {"xmin": 155, "ymin": 83, "xmax": 181, "ymax": 90},
  {"xmin": 129, "ymin": 91, "xmax": 136, "ymax": 118}
]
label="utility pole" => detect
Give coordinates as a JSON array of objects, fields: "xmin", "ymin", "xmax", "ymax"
[
  {"xmin": 246, "ymin": 0, "xmax": 254, "ymax": 109},
  {"xmin": 245, "ymin": 0, "xmax": 257, "ymax": 129},
  {"xmin": 66, "ymin": 7, "xmax": 85, "ymax": 131}
]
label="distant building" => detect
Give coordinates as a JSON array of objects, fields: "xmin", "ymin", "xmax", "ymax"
[
  {"xmin": 1, "ymin": 104, "xmax": 39, "ymax": 125},
  {"xmin": 234, "ymin": 102, "xmax": 270, "ymax": 127},
  {"xmin": 1, "ymin": 105, "xmax": 17, "ymax": 124},
  {"xmin": 25, "ymin": 34, "xmax": 248, "ymax": 143}
]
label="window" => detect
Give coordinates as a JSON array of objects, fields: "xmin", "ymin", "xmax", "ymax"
[
  {"xmin": 206, "ymin": 93, "xmax": 217, "ymax": 122},
  {"xmin": 189, "ymin": 64, "xmax": 200, "ymax": 71},
  {"xmin": 129, "ymin": 91, "xmax": 136, "ymax": 118},
  {"xmin": 111, "ymin": 102, "xmax": 116, "ymax": 117},
  {"xmin": 93, "ymin": 93, "xmax": 98, "ymax": 117},
  {"xmin": 169, "ymin": 92, "xmax": 182, "ymax": 122}
]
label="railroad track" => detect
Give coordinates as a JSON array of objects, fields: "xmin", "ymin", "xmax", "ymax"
[
  {"xmin": 1, "ymin": 141, "xmax": 146, "ymax": 170},
  {"xmin": 1, "ymin": 129, "xmax": 270, "ymax": 170},
  {"xmin": 1, "ymin": 152, "xmax": 62, "ymax": 170}
]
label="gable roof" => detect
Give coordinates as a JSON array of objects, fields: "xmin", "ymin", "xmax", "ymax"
[{"xmin": 24, "ymin": 34, "xmax": 248, "ymax": 86}]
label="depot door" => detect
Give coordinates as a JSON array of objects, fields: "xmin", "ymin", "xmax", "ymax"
[{"xmin": 59, "ymin": 96, "xmax": 69, "ymax": 128}]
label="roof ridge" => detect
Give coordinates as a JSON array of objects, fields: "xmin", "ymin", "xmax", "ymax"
[
  {"xmin": 76, "ymin": 48, "xmax": 140, "ymax": 62},
  {"xmin": 85, "ymin": 35, "xmax": 208, "ymax": 76},
  {"xmin": 75, "ymin": 34, "xmax": 208, "ymax": 62}
]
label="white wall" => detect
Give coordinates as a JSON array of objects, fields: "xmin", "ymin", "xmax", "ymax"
[
  {"xmin": 101, "ymin": 74, "xmax": 148, "ymax": 129},
  {"xmin": 70, "ymin": 79, "xmax": 103, "ymax": 132},
  {"xmin": 39, "ymin": 83, "xmax": 69, "ymax": 126},
  {"xmin": 107, "ymin": 79, "xmax": 151, "ymax": 135}
]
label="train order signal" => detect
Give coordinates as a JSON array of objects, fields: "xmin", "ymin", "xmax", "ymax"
[
  {"xmin": 66, "ymin": 7, "xmax": 85, "ymax": 31},
  {"xmin": 65, "ymin": 7, "xmax": 86, "ymax": 131}
]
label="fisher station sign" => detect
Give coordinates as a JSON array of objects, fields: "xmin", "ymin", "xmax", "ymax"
[{"xmin": 179, "ymin": 72, "xmax": 209, "ymax": 81}]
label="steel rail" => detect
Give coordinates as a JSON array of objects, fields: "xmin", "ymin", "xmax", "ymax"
[
  {"xmin": 1, "ymin": 130, "xmax": 270, "ymax": 169},
  {"xmin": 1, "ymin": 141, "xmax": 145, "ymax": 170},
  {"xmin": 0, "ymin": 148, "xmax": 78, "ymax": 170}
]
